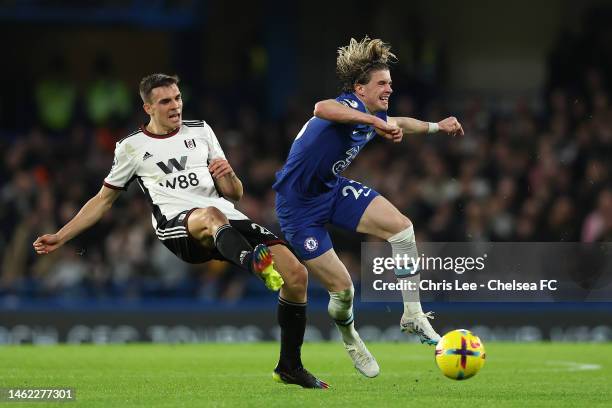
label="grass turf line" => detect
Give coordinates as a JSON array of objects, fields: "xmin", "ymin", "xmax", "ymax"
[{"xmin": 1, "ymin": 343, "xmax": 610, "ymax": 407}]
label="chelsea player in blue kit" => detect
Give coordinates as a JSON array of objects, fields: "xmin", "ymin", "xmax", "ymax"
[{"xmin": 273, "ymin": 37, "xmax": 463, "ymax": 377}]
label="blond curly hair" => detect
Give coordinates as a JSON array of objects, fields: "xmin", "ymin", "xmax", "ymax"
[{"xmin": 336, "ymin": 36, "xmax": 397, "ymax": 93}]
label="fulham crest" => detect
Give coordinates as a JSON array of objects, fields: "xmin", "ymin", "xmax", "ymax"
[{"xmin": 184, "ymin": 139, "xmax": 197, "ymax": 149}]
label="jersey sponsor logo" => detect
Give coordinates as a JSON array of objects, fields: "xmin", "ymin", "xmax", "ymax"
[
  {"xmin": 156, "ymin": 156, "xmax": 188, "ymax": 174},
  {"xmin": 304, "ymin": 237, "xmax": 318, "ymax": 252},
  {"xmin": 158, "ymin": 172, "xmax": 200, "ymax": 189},
  {"xmin": 184, "ymin": 139, "xmax": 197, "ymax": 149},
  {"xmin": 143, "ymin": 152, "xmax": 153, "ymax": 161},
  {"xmin": 332, "ymin": 146, "xmax": 360, "ymax": 175}
]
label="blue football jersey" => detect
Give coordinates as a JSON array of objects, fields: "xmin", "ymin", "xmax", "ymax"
[{"xmin": 273, "ymin": 92, "xmax": 387, "ymax": 198}]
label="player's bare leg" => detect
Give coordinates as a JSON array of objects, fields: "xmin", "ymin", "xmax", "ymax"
[
  {"xmin": 269, "ymin": 245, "xmax": 307, "ymax": 304},
  {"xmin": 357, "ymin": 195, "xmax": 440, "ymax": 345},
  {"xmin": 305, "ymin": 249, "xmax": 379, "ymax": 378},
  {"xmin": 187, "ymin": 207, "xmax": 283, "ymax": 290}
]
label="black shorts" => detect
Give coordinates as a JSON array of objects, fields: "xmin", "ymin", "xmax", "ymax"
[{"xmin": 156, "ymin": 208, "xmax": 288, "ymax": 264}]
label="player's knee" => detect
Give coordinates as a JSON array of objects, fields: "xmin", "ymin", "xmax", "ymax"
[
  {"xmin": 282, "ymin": 262, "xmax": 308, "ymax": 295},
  {"xmin": 202, "ymin": 206, "xmax": 228, "ymax": 224},
  {"xmin": 325, "ymin": 273, "xmax": 354, "ymax": 292},
  {"xmin": 389, "ymin": 215, "xmax": 412, "ymax": 236},
  {"xmin": 188, "ymin": 207, "xmax": 229, "ymax": 239}
]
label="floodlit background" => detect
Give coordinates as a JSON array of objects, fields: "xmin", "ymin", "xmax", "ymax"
[{"xmin": 1, "ymin": 0, "xmax": 611, "ymax": 344}]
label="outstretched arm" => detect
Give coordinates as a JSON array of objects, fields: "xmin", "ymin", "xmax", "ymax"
[
  {"xmin": 209, "ymin": 158, "xmax": 243, "ymax": 202},
  {"xmin": 33, "ymin": 186, "xmax": 121, "ymax": 255},
  {"xmin": 313, "ymin": 99, "xmax": 401, "ymax": 138},
  {"xmin": 389, "ymin": 116, "xmax": 464, "ymax": 137}
]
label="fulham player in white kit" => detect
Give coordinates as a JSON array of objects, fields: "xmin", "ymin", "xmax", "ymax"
[{"xmin": 33, "ymin": 74, "xmax": 328, "ymax": 389}]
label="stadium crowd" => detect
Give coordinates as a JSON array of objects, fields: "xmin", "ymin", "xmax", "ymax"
[{"xmin": 1, "ymin": 27, "xmax": 611, "ymax": 303}]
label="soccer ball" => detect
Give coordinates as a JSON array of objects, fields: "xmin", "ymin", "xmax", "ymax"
[{"xmin": 435, "ymin": 329, "xmax": 486, "ymax": 380}]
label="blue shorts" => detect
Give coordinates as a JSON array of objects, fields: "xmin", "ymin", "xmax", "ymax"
[{"xmin": 275, "ymin": 177, "xmax": 380, "ymax": 260}]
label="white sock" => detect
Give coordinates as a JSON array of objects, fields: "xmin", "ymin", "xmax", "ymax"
[
  {"xmin": 328, "ymin": 286, "xmax": 359, "ymax": 344},
  {"xmin": 388, "ymin": 225, "xmax": 424, "ymax": 316}
]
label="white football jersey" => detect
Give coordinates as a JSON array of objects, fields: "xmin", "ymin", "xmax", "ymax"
[{"xmin": 104, "ymin": 120, "xmax": 248, "ymax": 228}]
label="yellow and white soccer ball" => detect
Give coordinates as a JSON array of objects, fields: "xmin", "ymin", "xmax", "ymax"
[{"xmin": 435, "ymin": 329, "xmax": 486, "ymax": 380}]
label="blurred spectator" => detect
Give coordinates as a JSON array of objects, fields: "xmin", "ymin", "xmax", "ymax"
[
  {"xmin": 582, "ymin": 189, "xmax": 612, "ymax": 242},
  {"xmin": 34, "ymin": 55, "xmax": 77, "ymax": 132},
  {"xmin": 85, "ymin": 54, "xmax": 132, "ymax": 128}
]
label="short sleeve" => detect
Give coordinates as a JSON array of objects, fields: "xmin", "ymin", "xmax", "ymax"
[
  {"xmin": 204, "ymin": 122, "xmax": 227, "ymax": 161},
  {"xmin": 104, "ymin": 142, "xmax": 137, "ymax": 190}
]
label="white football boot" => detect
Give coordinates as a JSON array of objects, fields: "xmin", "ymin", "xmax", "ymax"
[
  {"xmin": 344, "ymin": 337, "xmax": 380, "ymax": 378},
  {"xmin": 400, "ymin": 311, "xmax": 441, "ymax": 345}
]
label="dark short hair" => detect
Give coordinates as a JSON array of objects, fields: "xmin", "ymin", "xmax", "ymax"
[{"xmin": 139, "ymin": 73, "xmax": 180, "ymax": 103}]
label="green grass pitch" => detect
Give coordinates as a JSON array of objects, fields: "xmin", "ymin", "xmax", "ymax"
[{"xmin": 2, "ymin": 342, "xmax": 610, "ymax": 407}]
